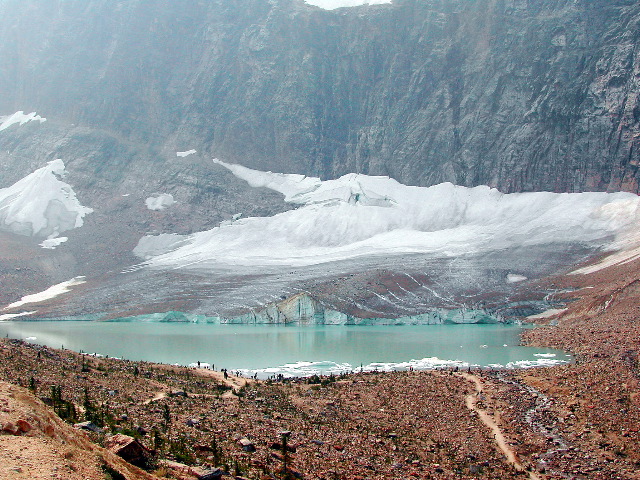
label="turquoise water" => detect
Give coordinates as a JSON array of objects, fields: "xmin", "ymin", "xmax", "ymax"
[{"xmin": 0, "ymin": 322, "xmax": 570, "ymax": 377}]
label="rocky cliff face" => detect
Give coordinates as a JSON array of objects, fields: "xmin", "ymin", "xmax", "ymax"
[
  {"xmin": 1, "ymin": 0, "xmax": 639, "ymax": 194},
  {"xmin": 1, "ymin": 0, "xmax": 639, "ymax": 318}
]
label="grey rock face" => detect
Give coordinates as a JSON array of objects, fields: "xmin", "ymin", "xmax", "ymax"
[
  {"xmin": 0, "ymin": 0, "xmax": 638, "ymax": 318},
  {"xmin": 0, "ymin": 0, "xmax": 638, "ymax": 193}
]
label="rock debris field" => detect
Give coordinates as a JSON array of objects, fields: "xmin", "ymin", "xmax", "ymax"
[{"xmin": 0, "ymin": 255, "xmax": 639, "ymax": 479}]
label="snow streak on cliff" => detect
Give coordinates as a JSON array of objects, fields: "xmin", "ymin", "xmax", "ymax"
[{"xmin": 304, "ymin": 0, "xmax": 391, "ymax": 9}]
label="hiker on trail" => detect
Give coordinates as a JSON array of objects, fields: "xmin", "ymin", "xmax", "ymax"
[
  {"xmin": 197, "ymin": 361, "xmax": 200, "ymax": 368},
  {"xmin": 223, "ymin": 369, "xmax": 228, "ymax": 380}
]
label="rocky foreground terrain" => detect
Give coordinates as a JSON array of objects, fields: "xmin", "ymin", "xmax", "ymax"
[{"xmin": 0, "ymin": 252, "xmax": 638, "ymax": 480}]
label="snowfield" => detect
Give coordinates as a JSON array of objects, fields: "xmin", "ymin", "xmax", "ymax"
[
  {"xmin": 176, "ymin": 150, "xmax": 196, "ymax": 158},
  {"xmin": 145, "ymin": 193, "xmax": 176, "ymax": 211},
  {"xmin": 0, "ymin": 159, "xmax": 93, "ymax": 242},
  {"xmin": 304, "ymin": 0, "xmax": 392, "ymax": 9},
  {"xmin": 0, "ymin": 111, "xmax": 46, "ymax": 131},
  {"xmin": 135, "ymin": 159, "xmax": 640, "ymax": 272},
  {"xmin": 3, "ymin": 277, "xmax": 86, "ymax": 311}
]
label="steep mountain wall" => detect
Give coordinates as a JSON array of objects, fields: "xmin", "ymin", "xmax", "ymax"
[{"xmin": 1, "ymin": 0, "xmax": 639, "ymax": 193}]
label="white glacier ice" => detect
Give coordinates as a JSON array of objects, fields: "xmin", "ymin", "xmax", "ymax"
[
  {"xmin": 137, "ymin": 159, "xmax": 640, "ymax": 272},
  {"xmin": 0, "ymin": 111, "xmax": 46, "ymax": 131},
  {"xmin": 3, "ymin": 277, "xmax": 86, "ymax": 311},
  {"xmin": 506, "ymin": 274, "xmax": 527, "ymax": 283},
  {"xmin": 304, "ymin": 0, "xmax": 392, "ymax": 10},
  {"xmin": 145, "ymin": 193, "xmax": 176, "ymax": 211},
  {"xmin": 0, "ymin": 159, "xmax": 93, "ymax": 240},
  {"xmin": 176, "ymin": 149, "xmax": 197, "ymax": 158}
]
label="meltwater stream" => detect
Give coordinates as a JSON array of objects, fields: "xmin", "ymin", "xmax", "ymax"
[{"xmin": 0, "ymin": 322, "xmax": 570, "ymax": 378}]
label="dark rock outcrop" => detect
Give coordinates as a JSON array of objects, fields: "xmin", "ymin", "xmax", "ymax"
[
  {"xmin": 0, "ymin": 0, "xmax": 639, "ymax": 194},
  {"xmin": 1, "ymin": 0, "xmax": 639, "ymax": 316}
]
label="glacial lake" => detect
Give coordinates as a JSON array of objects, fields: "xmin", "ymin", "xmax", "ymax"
[{"xmin": 0, "ymin": 322, "xmax": 570, "ymax": 378}]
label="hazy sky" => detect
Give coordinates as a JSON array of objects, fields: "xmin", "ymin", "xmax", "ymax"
[{"xmin": 304, "ymin": 0, "xmax": 392, "ymax": 9}]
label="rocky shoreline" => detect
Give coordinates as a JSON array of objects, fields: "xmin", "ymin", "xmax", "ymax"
[{"xmin": 0, "ymin": 253, "xmax": 638, "ymax": 479}]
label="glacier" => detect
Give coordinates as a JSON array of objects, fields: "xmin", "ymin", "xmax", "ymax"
[
  {"xmin": 304, "ymin": 0, "xmax": 392, "ymax": 10},
  {"xmin": 136, "ymin": 159, "xmax": 640, "ymax": 273},
  {"xmin": 0, "ymin": 159, "xmax": 93, "ymax": 241}
]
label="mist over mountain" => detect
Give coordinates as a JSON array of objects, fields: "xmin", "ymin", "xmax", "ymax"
[
  {"xmin": 2, "ymin": 0, "xmax": 639, "ymax": 192},
  {"xmin": 1, "ymin": 0, "xmax": 639, "ymax": 319}
]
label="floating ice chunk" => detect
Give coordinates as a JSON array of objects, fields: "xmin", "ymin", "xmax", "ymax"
[
  {"xmin": 3, "ymin": 277, "xmax": 86, "ymax": 310},
  {"xmin": 177, "ymin": 149, "xmax": 196, "ymax": 158},
  {"xmin": 188, "ymin": 362, "xmax": 211, "ymax": 369},
  {"xmin": 0, "ymin": 111, "xmax": 46, "ymax": 131},
  {"xmin": 145, "ymin": 193, "xmax": 176, "ymax": 211},
  {"xmin": 504, "ymin": 358, "xmax": 569, "ymax": 368},
  {"xmin": 236, "ymin": 357, "xmax": 479, "ymax": 379},
  {"xmin": 0, "ymin": 159, "xmax": 93, "ymax": 238}
]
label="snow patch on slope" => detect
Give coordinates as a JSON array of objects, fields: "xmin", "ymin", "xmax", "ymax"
[
  {"xmin": 40, "ymin": 237, "xmax": 68, "ymax": 249},
  {"xmin": 137, "ymin": 160, "xmax": 640, "ymax": 271},
  {"xmin": 304, "ymin": 0, "xmax": 392, "ymax": 10},
  {"xmin": 0, "ymin": 111, "xmax": 46, "ymax": 131},
  {"xmin": 3, "ymin": 277, "xmax": 86, "ymax": 311},
  {"xmin": 145, "ymin": 193, "xmax": 176, "ymax": 211},
  {"xmin": 0, "ymin": 311, "xmax": 37, "ymax": 321},
  {"xmin": 0, "ymin": 159, "xmax": 93, "ymax": 241},
  {"xmin": 177, "ymin": 150, "xmax": 196, "ymax": 158}
]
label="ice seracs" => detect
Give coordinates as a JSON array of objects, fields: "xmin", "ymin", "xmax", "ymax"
[
  {"xmin": 0, "ymin": 159, "xmax": 93, "ymax": 244},
  {"xmin": 136, "ymin": 159, "xmax": 640, "ymax": 272}
]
